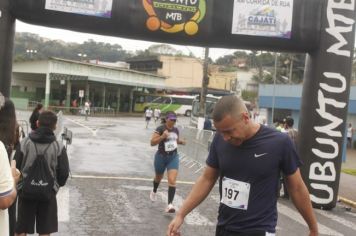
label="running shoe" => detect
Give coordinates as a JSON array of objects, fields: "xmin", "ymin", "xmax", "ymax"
[
  {"xmin": 165, "ymin": 203, "xmax": 176, "ymax": 213},
  {"xmin": 150, "ymin": 191, "xmax": 157, "ymax": 202}
]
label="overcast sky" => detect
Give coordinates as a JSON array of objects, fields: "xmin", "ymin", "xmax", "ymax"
[{"xmin": 15, "ymin": 20, "xmax": 236, "ymax": 61}]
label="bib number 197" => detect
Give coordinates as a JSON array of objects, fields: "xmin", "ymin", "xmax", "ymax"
[
  {"xmin": 224, "ymin": 188, "xmax": 239, "ymax": 200},
  {"xmin": 221, "ymin": 177, "xmax": 250, "ymax": 210}
]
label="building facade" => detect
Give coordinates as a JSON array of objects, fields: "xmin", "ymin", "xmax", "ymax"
[
  {"xmin": 128, "ymin": 55, "xmax": 257, "ymax": 95},
  {"xmin": 258, "ymin": 84, "xmax": 356, "ymax": 130},
  {"xmin": 11, "ymin": 58, "xmax": 166, "ymax": 112}
]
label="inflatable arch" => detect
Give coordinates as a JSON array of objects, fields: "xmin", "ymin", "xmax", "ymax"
[{"xmin": 0, "ymin": 0, "xmax": 355, "ymax": 209}]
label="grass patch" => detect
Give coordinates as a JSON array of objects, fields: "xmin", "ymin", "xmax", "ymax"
[{"xmin": 342, "ymin": 169, "xmax": 356, "ymax": 176}]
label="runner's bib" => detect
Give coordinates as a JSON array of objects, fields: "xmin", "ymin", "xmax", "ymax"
[
  {"xmin": 221, "ymin": 177, "xmax": 251, "ymax": 210},
  {"xmin": 164, "ymin": 140, "xmax": 177, "ymax": 152}
]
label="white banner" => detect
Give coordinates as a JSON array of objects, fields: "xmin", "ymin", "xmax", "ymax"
[
  {"xmin": 45, "ymin": 0, "xmax": 113, "ymax": 18},
  {"xmin": 231, "ymin": 0, "xmax": 293, "ymax": 38}
]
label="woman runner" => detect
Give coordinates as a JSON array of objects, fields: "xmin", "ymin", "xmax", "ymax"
[{"xmin": 150, "ymin": 111, "xmax": 185, "ymax": 213}]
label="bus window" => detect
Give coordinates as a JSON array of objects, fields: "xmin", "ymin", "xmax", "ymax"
[
  {"xmin": 206, "ymin": 102, "xmax": 215, "ymax": 118},
  {"xmin": 190, "ymin": 95, "xmax": 251, "ymax": 128},
  {"xmin": 133, "ymin": 93, "xmax": 194, "ymax": 116}
]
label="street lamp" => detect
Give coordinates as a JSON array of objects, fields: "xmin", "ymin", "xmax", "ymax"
[{"xmin": 26, "ymin": 49, "xmax": 37, "ymax": 59}]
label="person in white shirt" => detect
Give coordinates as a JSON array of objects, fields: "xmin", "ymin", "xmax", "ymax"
[
  {"xmin": 0, "ymin": 143, "xmax": 17, "ymax": 236},
  {"xmin": 145, "ymin": 107, "xmax": 153, "ymax": 128},
  {"xmin": 84, "ymin": 101, "xmax": 91, "ymax": 120},
  {"xmin": 0, "ymin": 93, "xmax": 20, "ymax": 236},
  {"xmin": 153, "ymin": 108, "xmax": 161, "ymax": 123}
]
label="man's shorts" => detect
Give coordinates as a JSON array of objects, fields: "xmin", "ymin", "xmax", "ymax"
[
  {"xmin": 146, "ymin": 117, "xmax": 151, "ymax": 121},
  {"xmin": 215, "ymin": 226, "xmax": 275, "ymax": 236},
  {"xmin": 15, "ymin": 195, "xmax": 58, "ymax": 234},
  {"xmin": 154, "ymin": 151, "xmax": 179, "ymax": 174}
]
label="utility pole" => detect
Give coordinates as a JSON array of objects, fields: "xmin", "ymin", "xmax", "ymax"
[
  {"xmin": 271, "ymin": 53, "xmax": 278, "ymax": 124},
  {"xmin": 199, "ymin": 47, "xmax": 209, "ymax": 117},
  {"xmin": 289, "ymin": 55, "xmax": 294, "ymax": 84}
]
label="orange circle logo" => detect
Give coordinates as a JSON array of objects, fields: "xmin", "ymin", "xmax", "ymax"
[{"xmin": 143, "ymin": 0, "xmax": 206, "ymax": 35}]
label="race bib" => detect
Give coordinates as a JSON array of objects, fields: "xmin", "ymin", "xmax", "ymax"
[
  {"xmin": 221, "ymin": 177, "xmax": 250, "ymax": 210},
  {"xmin": 164, "ymin": 140, "xmax": 177, "ymax": 152}
]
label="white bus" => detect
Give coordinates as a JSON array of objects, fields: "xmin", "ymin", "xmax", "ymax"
[
  {"xmin": 190, "ymin": 94, "xmax": 221, "ymax": 128},
  {"xmin": 134, "ymin": 94, "xmax": 195, "ymax": 116},
  {"xmin": 190, "ymin": 95, "xmax": 252, "ymax": 128}
]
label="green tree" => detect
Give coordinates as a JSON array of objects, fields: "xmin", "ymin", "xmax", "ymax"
[
  {"xmin": 147, "ymin": 44, "xmax": 182, "ymax": 55},
  {"xmin": 13, "ymin": 33, "xmax": 133, "ymax": 62}
]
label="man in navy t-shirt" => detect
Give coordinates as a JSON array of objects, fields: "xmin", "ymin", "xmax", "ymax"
[{"xmin": 167, "ymin": 95, "xmax": 318, "ymax": 236}]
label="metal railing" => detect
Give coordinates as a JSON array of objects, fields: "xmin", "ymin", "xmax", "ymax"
[
  {"xmin": 17, "ymin": 119, "xmax": 29, "ymax": 137},
  {"xmin": 55, "ymin": 111, "xmax": 64, "ymax": 138},
  {"xmin": 48, "ymin": 105, "xmax": 117, "ymax": 116},
  {"xmin": 177, "ymin": 125, "xmax": 215, "ymax": 174}
]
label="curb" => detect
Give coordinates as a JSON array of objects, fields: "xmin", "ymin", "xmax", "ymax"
[{"xmin": 338, "ymin": 196, "xmax": 356, "ymax": 208}]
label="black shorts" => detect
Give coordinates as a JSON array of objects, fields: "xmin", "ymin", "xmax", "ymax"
[
  {"xmin": 146, "ymin": 117, "xmax": 151, "ymax": 121},
  {"xmin": 15, "ymin": 195, "xmax": 58, "ymax": 234},
  {"xmin": 215, "ymin": 226, "xmax": 270, "ymax": 236}
]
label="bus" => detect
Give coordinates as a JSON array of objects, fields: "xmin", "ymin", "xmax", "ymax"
[
  {"xmin": 134, "ymin": 93, "xmax": 195, "ymax": 116},
  {"xmin": 190, "ymin": 95, "xmax": 252, "ymax": 128}
]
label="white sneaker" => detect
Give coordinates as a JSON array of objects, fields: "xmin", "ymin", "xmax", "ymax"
[
  {"xmin": 150, "ymin": 191, "xmax": 157, "ymax": 202},
  {"xmin": 165, "ymin": 203, "xmax": 176, "ymax": 213}
]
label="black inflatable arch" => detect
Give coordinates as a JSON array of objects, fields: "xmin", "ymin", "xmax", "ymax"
[{"xmin": 1, "ymin": 0, "xmax": 355, "ymax": 209}]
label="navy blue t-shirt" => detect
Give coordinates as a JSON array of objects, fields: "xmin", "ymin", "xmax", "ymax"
[{"xmin": 206, "ymin": 125, "xmax": 302, "ymax": 233}]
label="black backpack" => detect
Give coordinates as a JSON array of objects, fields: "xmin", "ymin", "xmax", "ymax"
[{"xmin": 21, "ymin": 142, "xmax": 55, "ymax": 201}]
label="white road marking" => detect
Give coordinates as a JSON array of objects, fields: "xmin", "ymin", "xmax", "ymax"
[
  {"xmin": 72, "ymin": 174, "xmax": 196, "ymax": 185},
  {"xmin": 159, "ymin": 192, "xmax": 215, "ymax": 226},
  {"xmin": 209, "ymin": 195, "xmax": 287, "ymax": 230},
  {"xmin": 122, "ymin": 185, "xmax": 153, "ymax": 191},
  {"xmin": 277, "ymin": 203, "xmax": 343, "ymax": 236},
  {"xmin": 346, "ymin": 211, "xmax": 356, "ymax": 217},
  {"xmin": 316, "ymin": 209, "xmax": 356, "ymax": 231},
  {"xmin": 57, "ymin": 187, "xmax": 70, "ymax": 222},
  {"xmin": 122, "ymin": 185, "xmax": 214, "ymax": 226},
  {"xmin": 65, "ymin": 117, "xmax": 97, "ymax": 136}
]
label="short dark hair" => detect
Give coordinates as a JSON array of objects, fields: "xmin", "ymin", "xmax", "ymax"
[
  {"xmin": 212, "ymin": 95, "xmax": 247, "ymax": 122},
  {"xmin": 285, "ymin": 116, "xmax": 294, "ymax": 127},
  {"xmin": 38, "ymin": 111, "xmax": 57, "ymax": 130}
]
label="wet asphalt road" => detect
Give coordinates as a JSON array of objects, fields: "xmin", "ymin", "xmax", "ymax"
[{"xmin": 16, "ymin": 112, "xmax": 356, "ymax": 236}]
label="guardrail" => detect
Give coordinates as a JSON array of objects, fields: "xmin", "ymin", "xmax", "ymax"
[
  {"xmin": 49, "ymin": 105, "xmax": 117, "ymax": 116},
  {"xmin": 17, "ymin": 119, "xmax": 29, "ymax": 137},
  {"xmin": 177, "ymin": 125, "xmax": 215, "ymax": 174},
  {"xmin": 56, "ymin": 110, "xmax": 73, "ymax": 149},
  {"xmin": 55, "ymin": 111, "xmax": 64, "ymax": 139}
]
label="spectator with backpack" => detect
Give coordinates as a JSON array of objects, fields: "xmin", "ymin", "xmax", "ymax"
[{"xmin": 14, "ymin": 110, "xmax": 70, "ymax": 236}]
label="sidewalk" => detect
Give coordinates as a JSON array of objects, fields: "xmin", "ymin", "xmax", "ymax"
[{"xmin": 338, "ymin": 148, "xmax": 356, "ymax": 205}]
